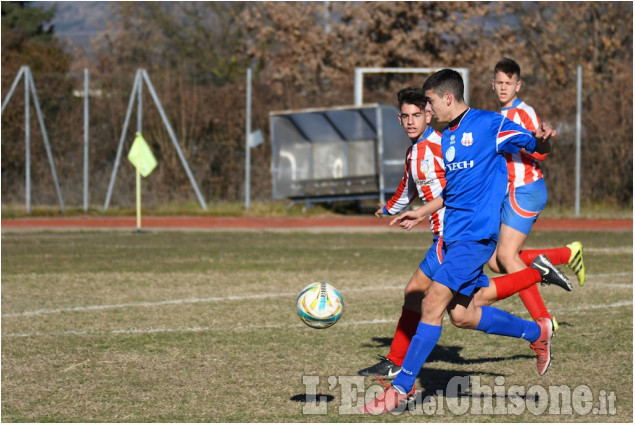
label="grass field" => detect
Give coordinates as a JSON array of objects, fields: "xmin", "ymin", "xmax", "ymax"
[{"xmin": 1, "ymin": 228, "xmax": 632, "ymax": 422}]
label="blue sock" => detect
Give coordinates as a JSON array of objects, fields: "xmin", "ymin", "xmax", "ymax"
[
  {"xmin": 476, "ymin": 306, "xmax": 540, "ymax": 342},
  {"xmin": 392, "ymin": 322, "xmax": 442, "ymax": 393}
]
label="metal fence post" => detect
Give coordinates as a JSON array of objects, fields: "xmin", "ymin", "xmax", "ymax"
[
  {"xmin": 245, "ymin": 67, "xmax": 252, "ymax": 210},
  {"xmin": 575, "ymin": 65, "xmax": 582, "ymax": 216}
]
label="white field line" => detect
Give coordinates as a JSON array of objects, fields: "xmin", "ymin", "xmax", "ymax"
[
  {"xmin": 589, "ymin": 272, "xmax": 633, "ymax": 278},
  {"xmin": 2, "ymin": 300, "xmax": 632, "ymax": 339},
  {"xmin": 3, "ymin": 272, "xmax": 633, "ymax": 318},
  {"xmin": 331, "ymin": 246, "xmax": 634, "ymax": 255},
  {"xmin": 1, "ymin": 292, "xmax": 312, "ymax": 318},
  {"xmin": 0, "ymin": 286, "xmax": 401, "ymax": 318}
]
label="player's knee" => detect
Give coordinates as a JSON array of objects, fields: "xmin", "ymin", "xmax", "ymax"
[
  {"xmin": 448, "ymin": 309, "xmax": 473, "ymax": 329},
  {"xmin": 487, "ymin": 256, "xmax": 502, "ymax": 273},
  {"xmin": 496, "ymin": 250, "xmax": 518, "ymax": 270},
  {"xmin": 473, "ymin": 290, "xmax": 492, "ymax": 307}
]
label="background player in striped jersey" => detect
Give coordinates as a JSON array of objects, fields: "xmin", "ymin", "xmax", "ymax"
[
  {"xmin": 478, "ymin": 58, "xmax": 586, "ymax": 329},
  {"xmin": 358, "ymin": 87, "xmax": 570, "ymax": 379},
  {"xmin": 358, "ymin": 87, "xmax": 445, "ymax": 377}
]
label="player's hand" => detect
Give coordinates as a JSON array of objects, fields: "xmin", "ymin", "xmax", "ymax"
[
  {"xmin": 534, "ymin": 123, "xmax": 556, "ymax": 154},
  {"xmin": 535, "ymin": 123, "xmax": 557, "ymax": 141},
  {"xmin": 374, "ymin": 204, "xmax": 385, "ymax": 218},
  {"xmin": 389, "ymin": 211, "xmax": 424, "ymax": 231}
]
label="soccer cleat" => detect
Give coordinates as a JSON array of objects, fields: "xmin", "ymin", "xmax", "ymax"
[
  {"xmin": 360, "ymin": 375, "xmax": 416, "ymax": 414},
  {"xmin": 529, "ymin": 317, "xmax": 554, "ymax": 375},
  {"xmin": 567, "ymin": 241, "xmax": 586, "ymax": 286},
  {"xmin": 552, "ymin": 316, "xmax": 559, "ymax": 332},
  {"xmin": 531, "ymin": 254, "xmax": 572, "ymax": 291},
  {"xmin": 358, "ymin": 355, "xmax": 402, "ymax": 377}
]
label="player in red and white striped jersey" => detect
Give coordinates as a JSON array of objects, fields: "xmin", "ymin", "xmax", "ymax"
[
  {"xmin": 481, "ymin": 58, "xmax": 586, "ymax": 329},
  {"xmin": 358, "ymin": 88, "xmax": 445, "ymax": 377}
]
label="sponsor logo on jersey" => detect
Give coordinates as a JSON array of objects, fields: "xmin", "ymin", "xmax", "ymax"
[
  {"xmin": 446, "ymin": 160, "xmax": 475, "ymax": 171},
  {"xmin": 445, "ymin": 144, "xmax": 475, "ymax": 172},
  {"xmin": 445, "ymin": 146, "xmax": 456, "ymax": 162},
  {"xmin": 461, "ymin": 132, "xmax": 474, "ymax": 147},
  {"xmin": 420, "ymin": 178, "xmax": 436, "ymax": 186},
  {"xmin": 450, "ymin": 134, "xmax": 456, "ymax": 145}
]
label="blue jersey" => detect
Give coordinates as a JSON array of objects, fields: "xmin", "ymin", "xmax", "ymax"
[{"xmin": 440, "ymin": 108, "xmax": 536, "ymax": 242}]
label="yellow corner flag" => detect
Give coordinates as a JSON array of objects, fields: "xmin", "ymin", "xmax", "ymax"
[{"xmin": 128, "ymin": 132, "xmax": 157, "ymax": 177}]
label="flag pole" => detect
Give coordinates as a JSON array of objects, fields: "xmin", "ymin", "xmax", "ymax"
[
  {"xmin": 127, "ymin": 132, "xmax": 157, "ymax": 232},
  {"xmin": 136, "ymin": 169, "xmax": 142, "ymax": 231}
]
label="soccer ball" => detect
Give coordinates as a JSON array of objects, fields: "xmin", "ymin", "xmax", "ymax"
[{"xmin": 296, "ymin": 282, "xmax": 344, "ymax": 329}]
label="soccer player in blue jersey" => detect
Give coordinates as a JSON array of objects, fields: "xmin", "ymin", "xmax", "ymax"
[
  {"xmin": 358, "ymin": 87, "xmax": 570, "ymax": 379},
  {"xmin": 361, "ymin": 69, "xmax": 558, "ymax": 414}
]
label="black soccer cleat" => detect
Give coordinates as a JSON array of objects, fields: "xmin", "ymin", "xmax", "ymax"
[
  {"xmin": 531, "ymin": 254, "xmax": 572, "ymax": 291},
  {"xmin": 358, "ymin": 355, "xmax": 402, "ymax": 377}
]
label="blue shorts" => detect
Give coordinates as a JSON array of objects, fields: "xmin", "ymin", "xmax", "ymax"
[
  {"xmin": 432, "ymin": 239, "xmax": 496, "ymax": 296},
  {"xmin": 500, "ymin": 179, "xmax": 547, "ymax": 235},
  {"xmin": 419, "ymin": 236, "xmax": 443, "ymax": 279}
]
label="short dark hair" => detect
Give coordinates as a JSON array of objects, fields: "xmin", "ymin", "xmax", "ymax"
[
  {"xmin": 422, "ymin": 69, "xmax": 464, "ymax": 102},
  {"xmin": 397, "ymin": 87, "xmax": 426, "ymax": 110},
  {"xmin": 494, "ymin": 58, "xmax": 521, "ymax": 79}
]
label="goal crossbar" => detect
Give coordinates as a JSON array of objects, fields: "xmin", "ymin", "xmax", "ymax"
[{"xmin": 354, "ymin": 67, "xmax": 470, "ymax": 106}]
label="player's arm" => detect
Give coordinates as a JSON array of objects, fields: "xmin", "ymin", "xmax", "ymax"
[
  {"xmin": 518, "ymin": 116, "xmax": 549, "ymax": 159},
  {"xmin": 378, "ymin": 151, "xmax": 416, "ymax": 218},
  {"xmin": 498, "ymin": 117, "xmax": 554, "ymax": 155},
  {"xmin": 518, "ymin": 108, "xmax": 546, "ymax": 159},
  {"xmin": 389, "ymin": 195, "xmax": 444, "ymax": 231},
  {"xmin": 378, "ymin": 180, "xmax": 416, "ymax": 218},
  {"xmin": 518, "ymin": 119, "xmax": 549, "ymax": 160}
]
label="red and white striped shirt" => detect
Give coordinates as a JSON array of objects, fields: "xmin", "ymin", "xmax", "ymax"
[
  {"xmin": 500, "ymin": 99, "xmax": 546, "ymax": 187},
  {"xmin": 384, "ymin": 126, "xmax": 446, "ymax": 236}
]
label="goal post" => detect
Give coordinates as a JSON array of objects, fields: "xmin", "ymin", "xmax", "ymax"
[{"xmin": 354, "ymin": 67, "xmax": 470, "ymax": 106}]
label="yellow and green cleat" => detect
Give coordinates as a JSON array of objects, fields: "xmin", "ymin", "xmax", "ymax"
[{"xmin": 567, "ymin": 241, "xmax": 586, "ymax": 286}]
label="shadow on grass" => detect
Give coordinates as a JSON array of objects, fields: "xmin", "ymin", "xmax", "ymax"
[
  {"xmin": 414, "ymin": 369, "xmax": 541, "ymax": 404},
  {"xmin": 362, "ymin": 340, "xmax": 534, "ymax": 365},
  {"xmin": 290, "ymin": 393, "xmax": 335, "ymax": 403}
]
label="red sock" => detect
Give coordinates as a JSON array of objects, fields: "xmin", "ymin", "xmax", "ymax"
[
  {"xmin": 494, "ymin": 267, "xmax": 542, "ymax": 300},
  {"xmin": 386, "ymin": 307, "xmax": 420, "ymax": 366},
  {"xmin": 519, "ymin": 247, "xmax": 571, "ymax": 266},
  {"xmin": 517, "ymin": 284, "xmax": 551, "ymax": 321}
]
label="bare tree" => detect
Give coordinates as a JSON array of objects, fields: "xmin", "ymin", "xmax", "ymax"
[{"xmin": 2, "ymin": 1, "xmax": 631, "ymax": 209}]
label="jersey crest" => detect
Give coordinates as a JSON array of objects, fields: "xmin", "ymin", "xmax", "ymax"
[
  {"xmin": 420, "ymin": 159, "xmax": 431, "ymax": 174},
  {"xmin": 461, "ymin": 132, "xmax": 474, "ymax": 147}
]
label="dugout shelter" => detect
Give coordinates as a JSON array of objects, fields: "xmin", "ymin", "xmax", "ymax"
[{"xmin": 269, "ymin": 104, "xmax": 411, "ymax": 205}]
